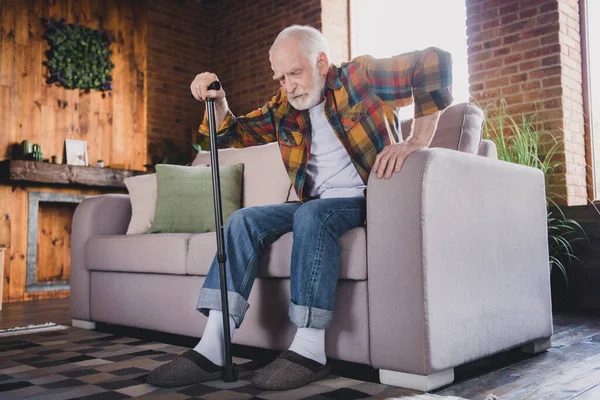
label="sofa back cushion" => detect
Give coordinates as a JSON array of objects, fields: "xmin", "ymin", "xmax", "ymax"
[
  {"xmin": 124, "ymin": 173, "xmax": 157, "ymax": 234},
  {"xmin": 192, "ymin": 143, "xmax": 291, "ymax": 207},
  {"xmin": 478, "ymin": 139, "xmax": 498, "ymax": 159},
  {"xmin": 401, "ymin": 102, "xmax": 484, "ymax": 154}
]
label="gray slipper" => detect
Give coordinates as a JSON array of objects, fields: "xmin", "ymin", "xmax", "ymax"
[
  {"xmin": 251, "ymin": 350, "xmax": 332, "ymax": 390},
  {"xmin": 146, "ymin": 350, "xmax": 223, "ymax": 387}
]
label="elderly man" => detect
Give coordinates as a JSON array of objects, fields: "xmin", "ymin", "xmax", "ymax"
[{"xmin": 148, "ymin": 25, "xmax": 453, "ymax": 390}]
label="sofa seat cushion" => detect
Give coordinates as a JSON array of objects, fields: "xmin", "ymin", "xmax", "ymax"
[
  {"xmin": 85, "ymin": 233, "xmax": 194, "ymax": 274},
  {"xmin": 186, "ymin": 232, "xmax": 217, "ymax": 274},
  {"xmin": 185, "ymin": 227, "xmax": 367, "ymax": 280}
]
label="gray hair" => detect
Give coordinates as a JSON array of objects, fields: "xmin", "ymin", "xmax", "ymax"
[{"xmin": 269, "ymin": 25, "xmax": 329, "ymax": 66}]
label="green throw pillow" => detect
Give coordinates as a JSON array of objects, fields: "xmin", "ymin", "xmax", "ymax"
[{"xmin": 148, "ymin": 163, "xmax": 244, "ymax": 234}]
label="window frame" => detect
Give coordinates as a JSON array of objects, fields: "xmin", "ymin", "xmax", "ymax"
[{"xmin": 580, "ymin": 0, "xmax": 598, "ymax": 201}]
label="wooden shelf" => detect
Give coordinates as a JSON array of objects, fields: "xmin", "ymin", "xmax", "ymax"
[{"xmin": 0, "ymin": 160, "xmax": 145, "ymax": 189}]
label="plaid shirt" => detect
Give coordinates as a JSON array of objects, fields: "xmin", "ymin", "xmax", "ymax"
[{"xmin": 199, "ymin": 47, "xmax": 453, "ymax": 202}]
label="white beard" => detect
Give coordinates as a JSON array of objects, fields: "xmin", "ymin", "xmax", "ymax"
[{"xmin": 288, "ymin": 67, "xmax": 327, "ymax": 110}]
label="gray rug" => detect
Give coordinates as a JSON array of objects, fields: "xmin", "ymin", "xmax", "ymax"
[{"xmin": 0, "ymin": 326, "xmax": 471, "ymax": 399}]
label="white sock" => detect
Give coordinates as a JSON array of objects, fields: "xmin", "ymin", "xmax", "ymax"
[
  {"xmin": 288, "ymin": 327, "xmax": 326, "ymax": 365},
  {"xmin": 193, "ymin": 310, "xmax": 236, "ymax": 367}
]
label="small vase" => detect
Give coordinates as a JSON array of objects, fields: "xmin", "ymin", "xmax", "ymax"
[{"xmin": 20, "ymin": 140, "xmax": 32, "ymax": 157}]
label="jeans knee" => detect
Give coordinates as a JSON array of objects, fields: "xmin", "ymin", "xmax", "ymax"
[
  {"xmin": 225, "ymin": 208, "xmax": 257, "ymax": 234},
  {"xmin": 293, "ymin": 201, "xmax": 325, "ymax": 232}
]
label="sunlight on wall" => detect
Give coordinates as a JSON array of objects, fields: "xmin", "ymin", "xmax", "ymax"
[{"xmin": 350, "ymin": 0, "xmax": 469, "ymax": 120}]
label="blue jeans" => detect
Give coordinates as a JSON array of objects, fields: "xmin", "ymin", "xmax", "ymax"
[{"xmin": 196, "ymin": 197, "xmax": 366, "ymax": 329}]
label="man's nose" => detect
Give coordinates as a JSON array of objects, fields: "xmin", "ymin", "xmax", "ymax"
[{"xmin": 285, "ymin": 80, "xmax": 297, "ymax": 94}]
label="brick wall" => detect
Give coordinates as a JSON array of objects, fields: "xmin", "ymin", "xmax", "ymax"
[
  {"xmin": 558, "ymin": 0, "xmax": 587, "ymax": 204},
  {"xmin": 466, "ymin": 0, "xmax": 587, "ymax": 205},
  {"xmin": 211, "ymin": 0, "xmax": 322, "ymax": 116},
  {"xmin": 208, "ymin": 0, "xmax": 349, "ymax": 116},
  {"xmin": 146, "ymin": 0, "xmax": 215, "ymax": 165},
  {"xmin": 146, "ymin": 0, "xmax": 349, "ymax": 160}
]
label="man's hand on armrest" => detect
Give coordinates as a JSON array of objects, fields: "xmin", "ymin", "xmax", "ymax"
[{"xmin": 372, "ymin": 110, "xmax": 442, "ymax": 179}]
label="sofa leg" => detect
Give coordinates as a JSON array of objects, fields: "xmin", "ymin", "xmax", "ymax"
[
  {"xmin": 379, "ymin": 368, "xmax": 454, "ymax": 391},
  {"xmin": 72, "ymin": 319, "xmax": 96, "ymax": 330},
  {"xmin": 520, "ymin": 337, "xmax": 551, "ymax": 354}
]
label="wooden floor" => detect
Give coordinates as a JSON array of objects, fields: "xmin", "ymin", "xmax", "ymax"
[
  {"xmin": 1, "ymin": 298, "xmax": 600, "ymax": 399},
  {"xmin": 437, "ymin": 312, "xmax": 600, "ymax": 399},
  {"xmin": 0, "ymin": 297, "xmax": 72, "ymax": 329}
]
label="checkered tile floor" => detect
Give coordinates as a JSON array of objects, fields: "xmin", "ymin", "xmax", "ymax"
[{"xmin": 0, "ymin": 327, "xmax": 448, "ymax": 399}]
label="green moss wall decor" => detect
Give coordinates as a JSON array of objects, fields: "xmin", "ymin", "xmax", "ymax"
[{"xmin": 43, "ymin": 18, "xmax": 115, "ymax": 92}]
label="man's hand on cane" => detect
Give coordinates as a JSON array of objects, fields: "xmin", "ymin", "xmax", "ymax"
[
  {"xmin": 190, "ymin": 72, "xmax": 226, "ymax": 101},
  {"xmin": 191, "ymin": 72, "xmax": 229, "ymax": 129}
]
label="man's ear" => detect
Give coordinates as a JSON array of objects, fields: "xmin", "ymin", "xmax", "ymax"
[{"xmin": 316, "ymin": 52, "xmax": 330, "ymax": 75}]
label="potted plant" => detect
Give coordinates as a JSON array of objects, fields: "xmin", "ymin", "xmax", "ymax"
[
  {"xmin": 145, "ymin": 139, "xmax": 192, "ymax": 172},
  {"xmin": 481, "ymin": 99, "xmax": 587, "ymax": 294}
]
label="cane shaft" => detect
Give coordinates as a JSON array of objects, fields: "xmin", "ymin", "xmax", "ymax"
[{"xmin": 206, "ymin": 88, "xmax": 236, "ymax": 381}]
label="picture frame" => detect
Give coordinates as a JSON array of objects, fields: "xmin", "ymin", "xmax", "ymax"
[{"xmin": 65, "ymin": 139, "xmax": 88, "ymax": 166}]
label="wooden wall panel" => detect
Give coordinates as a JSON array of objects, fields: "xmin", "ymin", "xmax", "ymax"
[
  {"xmin": 1, "ymin": 185, "xmax": 106, "ymax": 303},
  {"xmin": 0, "ymin": 185, "xmax": 12, "ymax": 304},
  {"xmin": 36, "ymin": 202, "xmax": 76, "ymax": 283},
  {"xmin": 14, "ymin": 0, "xmax": 27, "ymax": 45},
  {"xmin": 27, "ymin": 0, "xmax": 43, "ymax": 43},
  {"xmin": 0, "ymin": 86, "xmax": 12, "ymax": 159},
  {"xmin": 0, "ymin": 0, "xmax": 218, "ymax": 303},
  {"xmin": 0, "ymin": 0, "xmax": 148, "ymax": 303},
  {"xmin": 0, "ymin": 0, "xmax": 148, "ymax": 170},
  {"xmin": 7, "ymin": 186, "xmax": 27, "ymax": 302},
  {"xmin": 0, "ymin": 1, "xmax": 16, "ymax": 87}
]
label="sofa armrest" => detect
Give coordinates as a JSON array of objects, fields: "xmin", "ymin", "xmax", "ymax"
[
  {"xmin": 366, "ymin": 148, "xmax": 552, "ymax": 375},
  {"xmin": 71, "ymin": 194, "xmax": 132, "ymax": 321}
]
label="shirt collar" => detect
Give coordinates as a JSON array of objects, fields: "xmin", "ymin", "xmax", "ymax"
[{"xmin": 325, "ymin": 64, "xmax": 342, "ymax": 90}]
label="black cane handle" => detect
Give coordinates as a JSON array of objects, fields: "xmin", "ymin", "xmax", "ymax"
[
  {"xmin": 207, "ymin": 81, "xmax": 221, "ymax": 91},
  {"xmin": 190, "ymin": 80, "xmax": 221, "ymax": 99}
]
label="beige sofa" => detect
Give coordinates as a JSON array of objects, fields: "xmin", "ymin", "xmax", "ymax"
[{"xmin": 70, "ymin": 102, "xmax": 553, "ymax": 391}]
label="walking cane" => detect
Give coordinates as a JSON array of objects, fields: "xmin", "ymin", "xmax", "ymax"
[{"xmin": 204, "ymin": 81, "xmax": 237, "ymax": 382}]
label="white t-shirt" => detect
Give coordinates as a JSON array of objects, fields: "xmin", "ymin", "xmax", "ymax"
[{"xmin": 305, "ymin": 101, "xmax": 366, "ymax": 199}]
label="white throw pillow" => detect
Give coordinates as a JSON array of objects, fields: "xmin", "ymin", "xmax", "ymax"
[{"xmin": 125, "ymin": 173, "xmax": 157, "ymax": 234}]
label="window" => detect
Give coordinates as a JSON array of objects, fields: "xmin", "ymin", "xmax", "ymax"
[
  {"xmin": 582, "ymin": 0, "xmax": 600, "ymax": 200},
  {"xmin": 350, "ymin": 0, "xmax": 469, "ymax": 121}
]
